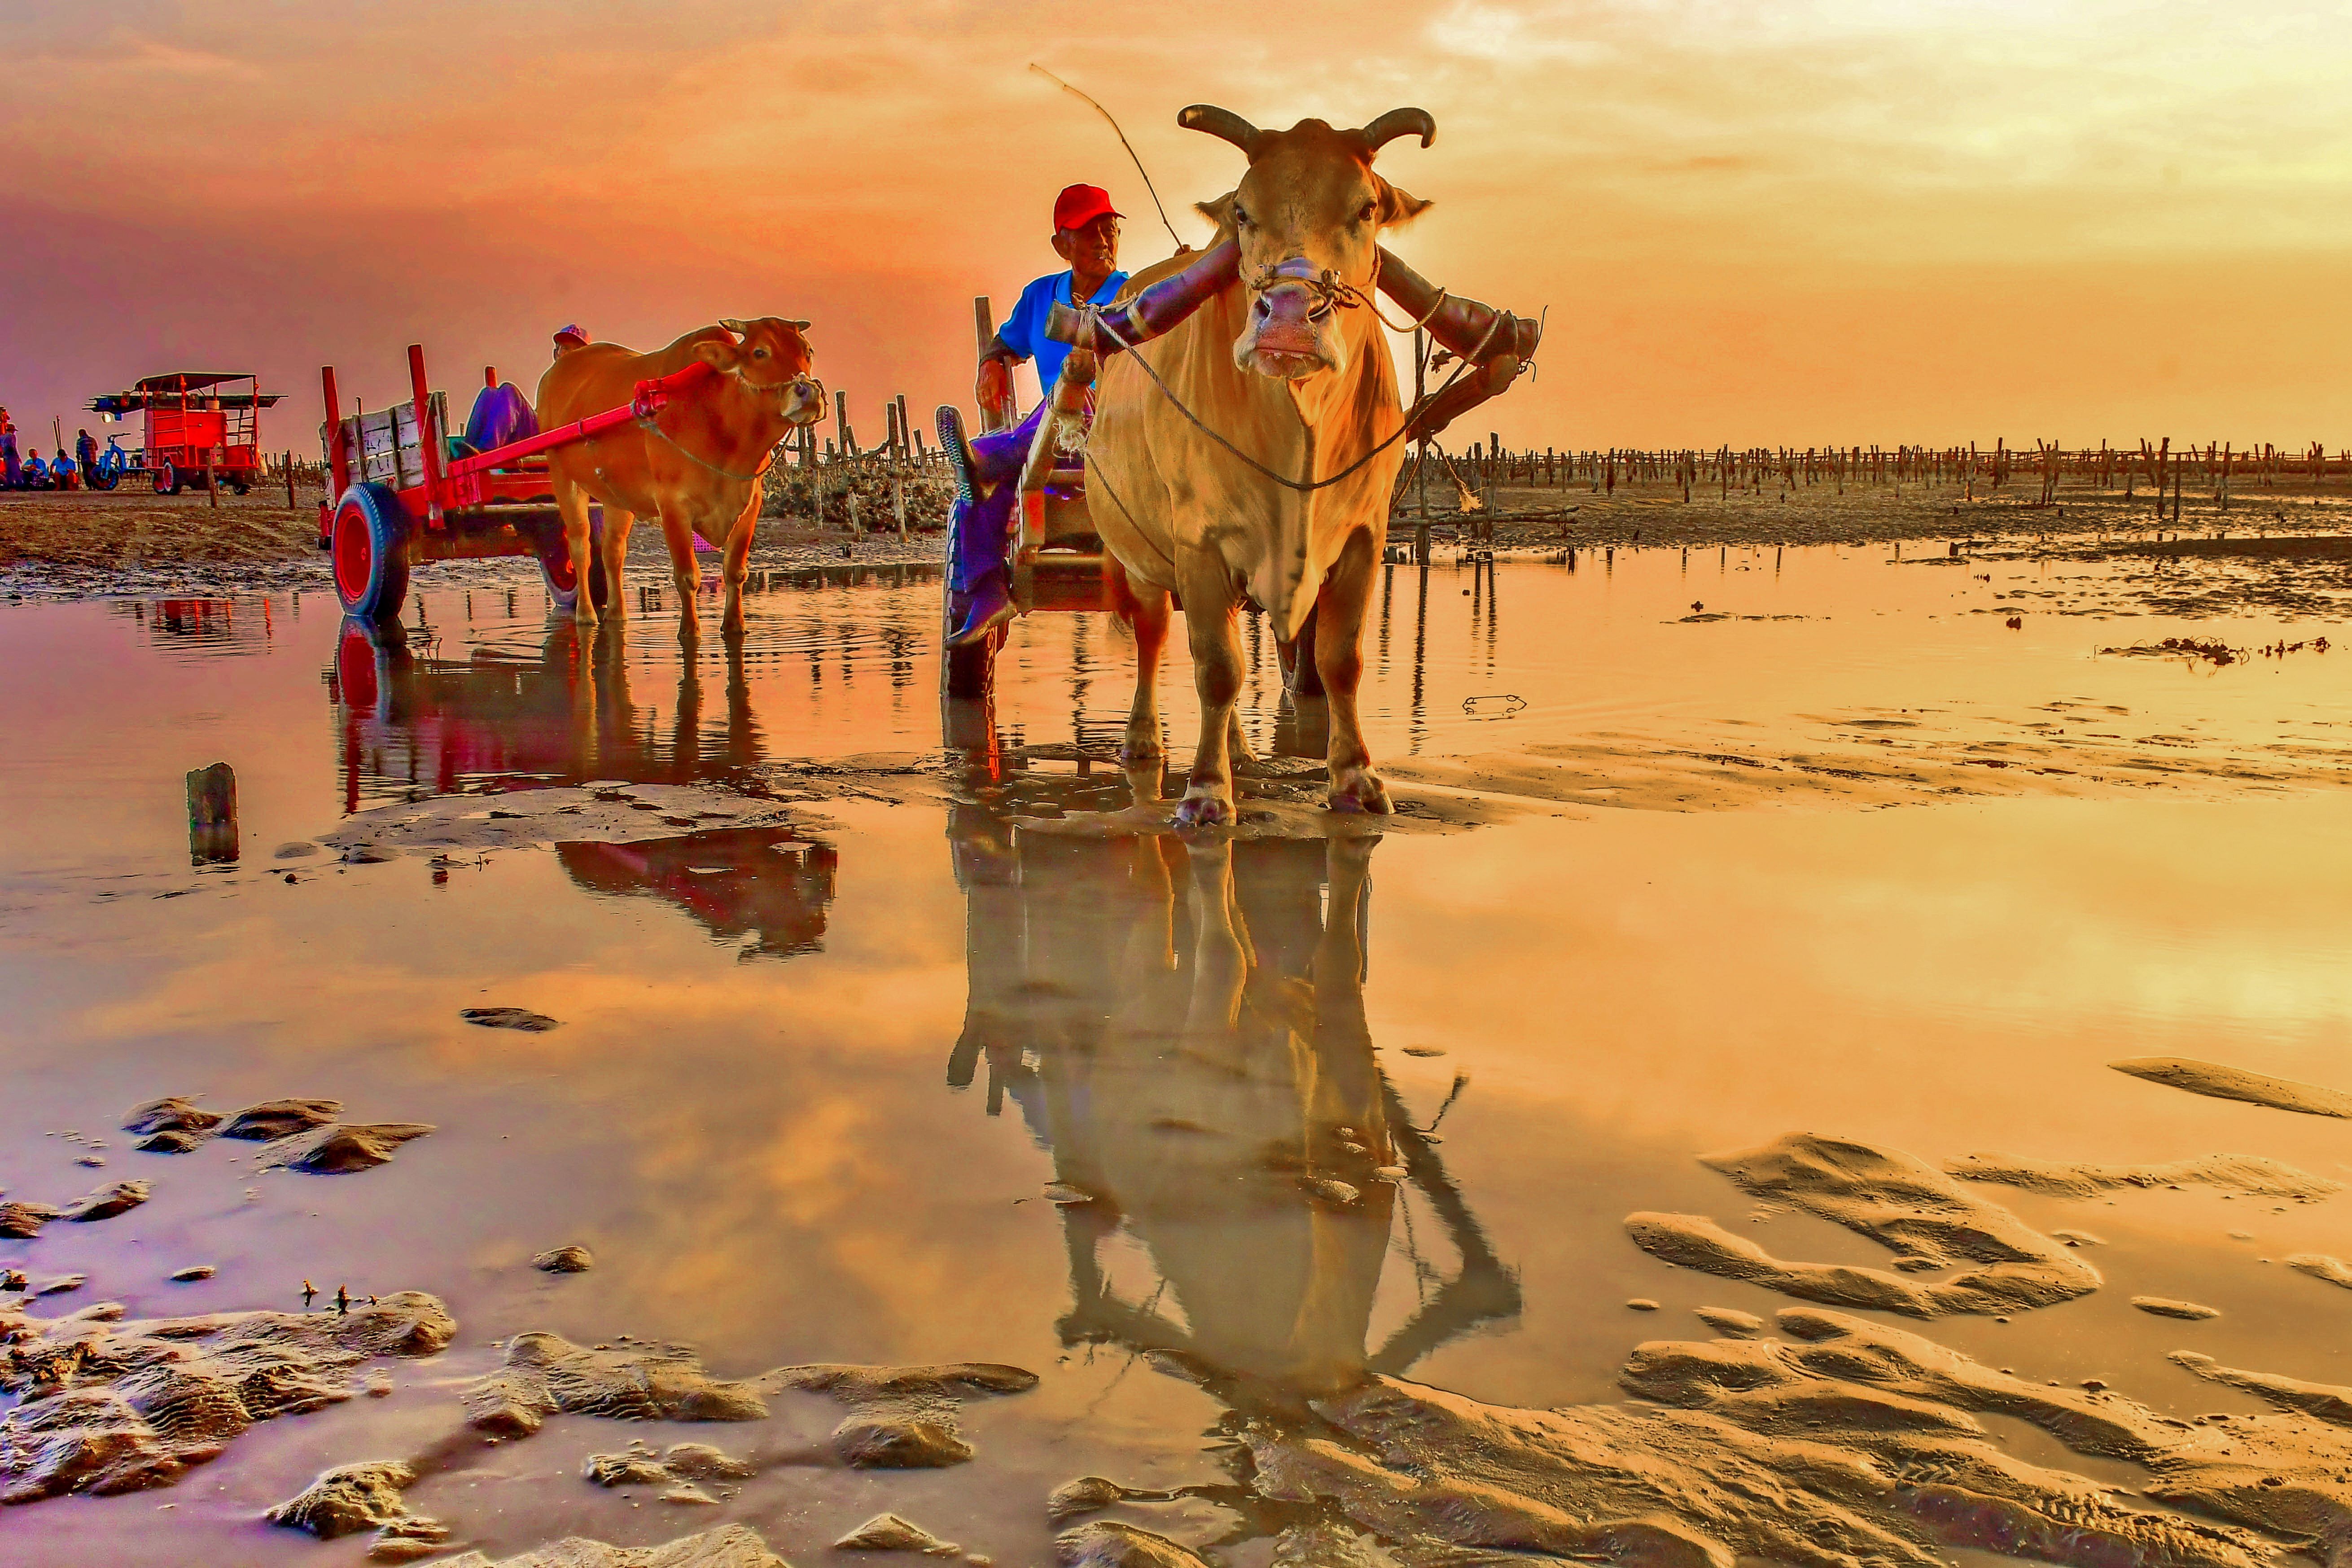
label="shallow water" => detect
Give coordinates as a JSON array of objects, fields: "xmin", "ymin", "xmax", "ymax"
[{"xmin": 4, "ymin": 547, "xmax": 2351, "ymax": 1566}]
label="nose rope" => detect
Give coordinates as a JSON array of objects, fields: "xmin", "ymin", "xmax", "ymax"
[{"xmin": 1248, "ymin": 258, "xmax": 1451, "ymax": 336}]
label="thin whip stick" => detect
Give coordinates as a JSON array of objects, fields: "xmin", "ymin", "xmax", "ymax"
[{"xmin": 1028, "ymin": 64, "xmax": 1185, "ymax": 249}]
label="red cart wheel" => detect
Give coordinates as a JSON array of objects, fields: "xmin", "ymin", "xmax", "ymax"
[
  {"xmin": 535, "ymin": 510, "xmax": 610, "ymax": 615},
  {"xmin": 331, "ymin": 483, "xmax": 413, "ymax": 625},
  {"xmin": 152, "ymin": 460, "xmax": 179, "ymax": 495}
]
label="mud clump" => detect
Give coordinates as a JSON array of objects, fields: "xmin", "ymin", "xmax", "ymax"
[
  {"xmin": 1692, "ymin": 1306, "xmax": 1764, "ymax": 1336},
  {"xmin": 122, "ymin": 1097, "xmax": 222, "ymax": 1139},
  {"xmin": 435, "ymin": 1524, "xmax": 790, "ymax": 1566},
  {"xmin": 266, "ymin": 1458, "xmax": 448, "ymax": 1560},
  {"xmin": 221, "ymin": 1097, "xmax": 344, "ymax": 1141},
  {"xmin": 0, "ymin": 1203, "xmax": 59, "ymax": 1240},
  {"xmin": 261, "ymin": 1121, "xmax": 434, "ymax": 1174},
  {"xmin": 463, "ymin": 1006, "xmax": 561, "ymax": 1033},
  {"xmin": 2287, "ymin": 1254, "xmax": 2352, "ymax": 1290},
  {"xmin": 1625, "ymin": 1133, "xmax": 2098, "ymax": 1317},
  {"xmin": 463, "ymin": 1332, "xmax": 769, "ymax": 1437},
  {"xmin": 2110, "ymin": 1057, "xmax": 2352, "ymax": 1118},
  {"xmin": 583, "ymin": 1439, "xmax": 755, "ymax": 1490},
  {"xmin": 1048, "ymin": 1475, "xmax": 1129, "ymax": 1521},
  {"xmin": 2132, "ymin": 1296, "xmax": 2222, "ymax": 1320},
  {"xmin": 61, "ymin": 1180, "xmax": 151, "ymax": 1223},
  {"xmin": 760, "ymin": 1361, "xmax": 1038, "ymax": 1470},
  {"xmin": 534, "ymin": 1245, "xmax": 595, "ymax": 1274},
  {"xmin": 0, "ymin": 1291, "xmax": 455, "ymax": 1504},
  {"xmin": 835, "ymin": 1511, "xmax": 961, "ymax": 1554},
  {"xmin": 1246, "ymin": 1305, "xmax": 2352, "ymax": 1568},
  {"xmin": 1055, "ymin": 1520, "xmax": 1211, "ymax": 1567},
  {"xmin": 1950, "ymin": 1150, "xmax": 2340, "ymax": 1201}
]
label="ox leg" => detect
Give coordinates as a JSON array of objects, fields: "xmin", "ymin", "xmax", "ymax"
[
  {"xmin": 654, "ymin": 507, "xmax": 701, "ymax": 639},
  {"xmin": 599, "ymin": 508, "xmax": 637, "ymax": 621},
  {"xmin": 721, "ymin": 483, "xmax": 761, "ymax": 635},
  {"xmin": 1117, "ymin": 574, "xmax": 1170, "ymax": 765},
  {"xmin": 557, "ymin": 483, "xmax": 603, "ymax": 626},
  {"xmin": 1317, "ymin": 528, "xmax": 1390, "ymax": 814},
  {"xmin": 1174, "ymin": 556, "xmax": 1243, "ymax": 828}
]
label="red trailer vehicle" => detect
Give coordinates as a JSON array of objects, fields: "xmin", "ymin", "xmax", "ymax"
[
  {"xmin": 316, "ymin": 343, "xmax": 728, "ymax": 623},
  {"xmin": 88, "ymin": 372, "xmax": 281, "ymax": 495}
]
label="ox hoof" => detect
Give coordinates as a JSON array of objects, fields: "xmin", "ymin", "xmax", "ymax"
[
  {"xmin": 1328, "ymin": 771, "xmax": 1392, "ymax": 815},
  {"xmin": 1174, "ymin": 790, "xmax": 1235, "ymax": 829}
]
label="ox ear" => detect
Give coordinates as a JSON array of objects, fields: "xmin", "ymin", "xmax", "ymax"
[
  {"xmin": 1380, "ymin": 182, "xmax": 1432, "ymax": 228},
  {"xmin": 693, "ymin": 335, "xmax": 745, "ymax": 374},
  {"xmin": 1193, "ymin": 191, "xmax": 1238, "ymax": 237}
]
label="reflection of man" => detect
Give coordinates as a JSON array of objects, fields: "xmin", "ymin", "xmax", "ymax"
[
  {"xmin": 943, "ymin": 184, "xmax": 1129, "ymax": 646},
  {"xmin": 552, "ymin": 324, "xmax": 589, "ymax": 360}
]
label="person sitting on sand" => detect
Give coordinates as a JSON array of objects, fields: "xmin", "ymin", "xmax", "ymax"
[
  {"xmin": 940, "ymin": 184, "xmax": 1130, "ymax": 647},
  {"xmin": 53, "ymin": 447, "xmax": 79, "ymax": 491},
  {"xmin": 18, "ymin": 451, "xmax": 51, "ymax": 491}
]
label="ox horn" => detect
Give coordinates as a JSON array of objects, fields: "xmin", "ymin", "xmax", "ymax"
[
  {"xmin": 1357, "ymin": 107, "xmax": 1436, "ymax": 154},
  {"xmin": 718, "ymin": 317, "xmax": 749, "ymax": 336},
  {"xmin": 1179, "ymin": 104, "xmax": 1262, "ymax": 158},
  {"xmin": 784, "ymin": 319, "xmax": 810, "ymax": 331}
]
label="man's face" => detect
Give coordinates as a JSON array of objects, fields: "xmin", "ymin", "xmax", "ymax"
[{"xmin": 1052, "ymin": 213, "xmax": 1120, "ymax": 277}]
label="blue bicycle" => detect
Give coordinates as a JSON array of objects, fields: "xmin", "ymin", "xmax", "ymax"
[{"xmin": 87, "ymin": 435, "xmax": 136, "ymax": 491}]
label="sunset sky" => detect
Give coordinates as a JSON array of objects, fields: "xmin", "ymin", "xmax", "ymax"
[{"xmin": 4, "ymin": 0, "xmax": 2348, "ymax": 452}]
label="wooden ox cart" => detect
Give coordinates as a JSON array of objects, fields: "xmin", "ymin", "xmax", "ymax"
[{"xmin": 316, "ymin": 345, "xmax": 738, "ymax": 624}]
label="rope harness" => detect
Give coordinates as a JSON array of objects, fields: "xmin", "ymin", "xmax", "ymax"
[
  {"xmin": 631, "ymin": 371, "xmax": 823, "ymax": 485},
  {"xmin": 1087, "ymin": 295, "xmax": 1502, "ymax": 496}
]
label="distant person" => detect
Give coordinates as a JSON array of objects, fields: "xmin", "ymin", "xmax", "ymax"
[
  {"xmin": 75, "ymin": 428, "xmax": 97, "ymax": 485},
  {"xmin": 552, "ymin": 324, "xmax": 589, "ymax": 360},
  {"xmin": 19, "ymin": 451, "xmax": 51, "ymax": 491},
  {"xmin": 0, "ymin": 412, "xmax": 18, "ymax": 489},
  {"xmin": 54, "ymin": 447, "xmax": 78, "ymax": 491}
]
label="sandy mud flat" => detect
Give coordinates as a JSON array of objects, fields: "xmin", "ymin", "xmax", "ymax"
[{"xmin": 2, "ymin": 536, "xmax": 2349, "ymax": 1567}]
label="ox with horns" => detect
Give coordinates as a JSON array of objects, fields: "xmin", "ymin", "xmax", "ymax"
[
  {"xmin": 1058, "ymin": 106, "xmax": 1535, "ymax": 826},
  {"xmin": 539, "ymin": 319, "xmax": 825, "ymax": 636}
]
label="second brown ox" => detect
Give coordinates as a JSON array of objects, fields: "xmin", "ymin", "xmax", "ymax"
[
  {"xmin": 1084, "ymin": 106, "xmax": 1440, "ymax": 826},
  {"xmin": 539, "ymin": 319, "xmax": 823, "ymax": 634}
]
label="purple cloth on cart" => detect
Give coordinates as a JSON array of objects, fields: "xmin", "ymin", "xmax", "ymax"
[
  {"xmin": 949, "ymin": 402, "xmax": 1044, "ymax": 595},
  {"xmin": 464, "ymin": 382, "xmax": 539, "ymax": 456}
]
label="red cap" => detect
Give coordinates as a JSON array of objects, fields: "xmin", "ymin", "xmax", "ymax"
[{"xmin": 1053, "ymin": 184, "xmax": 1122, "ymax": 232}]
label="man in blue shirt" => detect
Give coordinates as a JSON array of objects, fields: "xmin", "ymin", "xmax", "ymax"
[{"xmin": 944, "ymin": 183, "xmax": 1129, "ymax": 647}]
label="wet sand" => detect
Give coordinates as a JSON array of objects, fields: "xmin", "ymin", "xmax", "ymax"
[{"xmin": 3, "ymin": 544, "xmax": 2350, "ymax": 1566}]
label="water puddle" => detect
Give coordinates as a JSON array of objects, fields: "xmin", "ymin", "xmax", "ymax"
[{"xmin": 3, "ymin": 545, "xmax": 2350, "ymax": 1567}]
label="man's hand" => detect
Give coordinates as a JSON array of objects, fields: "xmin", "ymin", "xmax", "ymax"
[{"xmin": 976, "ymin": 357, "xmax": 1010, "ymax": 412}]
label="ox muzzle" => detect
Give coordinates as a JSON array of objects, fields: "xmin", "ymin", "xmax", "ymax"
[
  {"xmin": 778, "ymin": 375, "xmax": 826, "ymax": 428},
  {"xmin": 1235, "ymin": 258, "xmax": 1352, "ymax": 381}
]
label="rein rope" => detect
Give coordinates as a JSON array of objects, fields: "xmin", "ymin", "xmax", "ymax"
[{"xmin": 1087, "ymin": 300, "xmax": 1500, "ymax": 496}]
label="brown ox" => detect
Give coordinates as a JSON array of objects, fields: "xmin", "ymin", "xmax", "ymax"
[
  {"xmin": 1084, "ymin": 107, "xmax": 1437, "ymax": 826},
  {"xmin": 538, "ymin": 319, "xmax": 823, "ymax": 634}
]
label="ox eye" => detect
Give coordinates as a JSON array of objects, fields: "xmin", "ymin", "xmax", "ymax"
[
  {"xmin": 753, "ymin": 348, "xmax": 769, "ymax": 359},
  {"xmin": 1358, "ymin": 201, "xmax": 1376, "ymax": 223},
  {"xmin": 1232, "ymin": 205, "xmax": 1250, "ymax": 228}
]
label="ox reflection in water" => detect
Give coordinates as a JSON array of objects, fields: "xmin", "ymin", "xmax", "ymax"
[
  {"xmin": 328, "ymin": 617, "xmax": 837, "ymax": 957},
  {"xmin": 945, "ymin": 776, "xmax": 1519, "ymax": 1423}
]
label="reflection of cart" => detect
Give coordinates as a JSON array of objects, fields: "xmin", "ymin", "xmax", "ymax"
[
  {"xmin": 315, "ymin": 344, "xmax": 733, "ymax": 624},
  {"xmin": 88, "ymin": 372, "xmax": 281, "ymax": 495}
]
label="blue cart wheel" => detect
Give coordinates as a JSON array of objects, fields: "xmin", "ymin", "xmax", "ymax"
[
  {"xmin": 331, "ymin": 482, "xmax": 413, "ymax": 625},
  {"xmin": 536, "ymin": 509, "xmax": 610, "ymax": 614}
]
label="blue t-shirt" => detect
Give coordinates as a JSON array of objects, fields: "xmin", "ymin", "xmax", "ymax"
[{"xmin": 1001, "ymin": 268, "xmax": 1130, "ymax": 401}]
